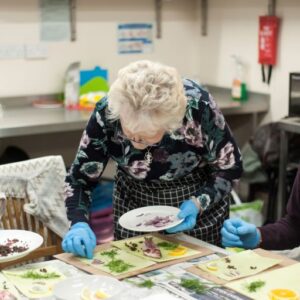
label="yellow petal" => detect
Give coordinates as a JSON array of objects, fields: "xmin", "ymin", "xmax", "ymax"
[
  {"xmin": 206, "ymin": 262, "xmax": 218, "ymax": 271},
  {"xmin": 168, "ymin": 246, "xmax": 187, "ymax": 256},
  {"xmin": 268, "ymin": 289, "xmax": 299, "ymax": 300},
  {"xmin": 94, "ymin": 290, "xmax": 109, "ymax": 299}
]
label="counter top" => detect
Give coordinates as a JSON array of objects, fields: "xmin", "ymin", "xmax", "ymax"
[
  {"xmin": 207, "ymin": 85, "xmax": 270, "ymax": 115},
  {"xmin": 0, "ymin": 88, "xmax": 270, "ymax": 139},
  {"xmin": 0, "ymin": 96, "xmax": 91, "ymax": 138},
  {"xmin": 278, "ymin": 117, "xmax": 300, "ymax": 133}
]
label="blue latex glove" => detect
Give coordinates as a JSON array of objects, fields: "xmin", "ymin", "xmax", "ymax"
[
  {"xmin": 166, "ymin": 200, "xmax": 200, "ymax": 233},
  {"xmin": 62, "ymin": 222, "xmax": 96, "ymax": 259},
  {"xmin": 221, "ymin": 218, "xmax": 260, "ymax": 249}
]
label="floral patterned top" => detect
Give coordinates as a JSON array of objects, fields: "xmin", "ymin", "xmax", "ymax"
[{"xmin": 65, "ymin": 79, "xmax": 243, "ymax": 224}]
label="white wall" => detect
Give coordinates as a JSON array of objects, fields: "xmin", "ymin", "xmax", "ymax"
[
  {"xmin": 1, "ymin": 0, "xmax": 300, "ymax": 122},
  {"xmin": 0, "ymin": 0, "xmax": 200, "ymax": 96},
  {"xmin": 198, "ymin": 0, "xmax": 300, "ymax": 121}
]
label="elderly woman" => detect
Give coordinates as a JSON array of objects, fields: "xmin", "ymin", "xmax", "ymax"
[{"xmin": 62, "ymin": 60, "xmax": 242, "ymax": 258}]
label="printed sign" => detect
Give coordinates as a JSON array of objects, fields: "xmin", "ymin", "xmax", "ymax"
[{"xmin": 118, "ymin": 23, "xmax": 153, "ymax": 54}]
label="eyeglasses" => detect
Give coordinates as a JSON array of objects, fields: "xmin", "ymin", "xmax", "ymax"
[{"xmin": 116, "ymin": 131, "xmax": 161, "ymax": 147}]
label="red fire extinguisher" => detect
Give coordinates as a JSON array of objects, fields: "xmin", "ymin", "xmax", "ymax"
[{"xmin": 258, "ymin": 15, "xmax": 280, "ymax": 84}]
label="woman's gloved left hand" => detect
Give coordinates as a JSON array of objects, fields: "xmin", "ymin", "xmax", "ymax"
[{"xmin": 166, "ymin": 199, "xmax": 200, "ymax": 233}]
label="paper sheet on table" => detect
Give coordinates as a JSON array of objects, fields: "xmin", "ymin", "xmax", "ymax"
[
  {"xmin": 3, "ymin": 266, "xmax": 66, "ymax": 299},
  {"xmin": 226, "ymin": 263, "xmax": 300, "ymax": 300},
  {"xmin": 137, "ymin": 269, "xmax": 249, "ymax": 300},
  {"xmin": 198, "ymin": 250, "xmax": 280, "ymax": 281},
  {"xmin": 112, "ymin": 235, "xmax": 200, "ymax": 263},
  {"xmin": 40, "ymin": 0, "xmax": 71, "ymax": 41},
  {"xmin": 0, "ymin": 272, "xmax": 21, "ymax": 299},
  {"xmin": 78, "ymin": 246, "xmax": 155, "ymax": 276}
]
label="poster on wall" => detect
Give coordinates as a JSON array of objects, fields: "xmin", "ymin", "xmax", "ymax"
[
  {"xmin": 118, "ymin": 23, "xmax": 153, "ymax": 54},
  {"xmin": 40, "ymin": 0, "xmax": 71, "ymax": 41}
]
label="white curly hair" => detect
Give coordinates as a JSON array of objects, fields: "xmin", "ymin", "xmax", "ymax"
[{"xmin": 107, "ymin": 60, "xmax": 187, "ymax": 134}]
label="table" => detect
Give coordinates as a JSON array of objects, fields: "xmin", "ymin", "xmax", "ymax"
[
  {"xmin": 3, "ymin": 259, "xmax": 85, "ymax": 300},
  {"xmin": 0, "ymin": 97, "xmax": 90, "ymax": 139},
  {"xmin": 0, "ymin": 233, "xmax": 227, "ymax": 300},
  {"xmin": 2, "ymin": 233, "xmax": 298, "ymax": 300}
]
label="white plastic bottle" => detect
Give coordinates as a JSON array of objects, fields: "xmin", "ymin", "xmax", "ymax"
[{"xmin": 231, "ymin": 55, "xmax": 247, "ymax": 101}]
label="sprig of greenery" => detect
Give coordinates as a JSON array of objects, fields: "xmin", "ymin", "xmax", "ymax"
[
  {"xmin": 157, "ymin": 242, "xmax": 179, "ymax": 250},
  {"xmin": 105, "ymin": 259, "xmax": 133, "ymax": 273},
  {"xmin": 20, "ymin": 270, "xmax": 61, "ymax": 280},
  {"xmin": 101, "ymin": 249, "xmax": 118, "ymax": 260},
  {"xmin": 101, "ymin": 247, "xmax": 135, "ymax": 274},
  {"xmin": 137, "ymin": 280, "xmax": 155, "ymax": 289},
  {"xmin": 245, "ymin": 280, "xmax": 265, "ymax": 292},
  {"xmin": 180, "ymin": 278, "xmax": 217, "ymax": 295},
  {"xmin": 126, "ymin": 279, "xmax": 155, "ymax": 289}
]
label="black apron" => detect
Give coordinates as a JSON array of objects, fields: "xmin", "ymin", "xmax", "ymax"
[{"xmin": 113, "ymin": 167, "xmax": 230, "ymax": 246}]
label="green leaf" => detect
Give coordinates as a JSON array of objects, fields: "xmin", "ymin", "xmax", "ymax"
[
  {"xmin": 245, "ymin": 280, "xmax": 265, "ymax": 292},
  {"xmin": 20, "ymin": 270, "xmax": 61, "ymax": 280},
  {"xmin": 180, "ymin": 278, "xmax": 217, "ymax": 295},
  {"xmin": 157, "ymin": 241, "xmax": 179, "ymax": 250},
  {"xmin": 101, "ymin": 249, "xmax": 118, "ymax": 260},
  {"xmin": 138, "ymin": 280, "xmax": 155, "ymax": 289},
  {"xmin": 126, "ymin": 279, "xmax": 155, "ymax": 289},
  {"xmin": 105, "ymin": 259, "xmax": 133, "ymax": 273}
]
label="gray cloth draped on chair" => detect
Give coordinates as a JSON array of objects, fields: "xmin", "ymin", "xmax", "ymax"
[{"xmin": 0, "ymin": 155, "xmax": 68, "ymax": 237}]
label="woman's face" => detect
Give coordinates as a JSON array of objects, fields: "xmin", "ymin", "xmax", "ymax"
[{"xmin": 120, "ymin": 123, "xmax": 165, "ymax": 150}]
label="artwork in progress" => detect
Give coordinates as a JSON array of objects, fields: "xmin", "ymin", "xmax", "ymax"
[
  {"xmin": 0, "ymin": 239, "xmax": 28, "ymax": 257},
  {"xmin": 78, "ymin": 247, "xmax": 155, "ymax": 276},
  {"xmin": 53, "ymin": 275, "xmax": 124, "ymax": 300},
  {"xmin": 80, "ymin": 287, "xmax": 110, "ymax": 300},
  {"xmin": 226, "ymin": 263, "xmax": 300, "ymax": 300},
  {"xmin": 0, "ymin": 230, "xmax": 43, "ymax": 263},
  {"xmin": 198, "ymin": 250, "xmax": 281, "ymax": 281},
  {"xmin": 0, "ymin": 272, "xmax": 20, "ymax": 300},
  {"xmin": 112, "ymin": 235, "xmax": 201, "ymax": 262},
  {"xmin": 55, "ymin": 234, "xmax": 207, "ymax": 279},
  {"xmin": 2, "ymin": 266, "xmax": 66, "ymax": 299},
  {"xmin": 118, "ymin": 206, "xmax": 183, "ymax": 232}
]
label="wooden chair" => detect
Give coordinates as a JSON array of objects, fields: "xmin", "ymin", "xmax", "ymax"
[{"xmin": 0, "ymin": 195, "xmax": 63, "ymax": 269}]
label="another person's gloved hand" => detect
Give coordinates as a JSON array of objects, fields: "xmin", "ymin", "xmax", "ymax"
[
  {"xmin": 62, "ymin": 222, "xmax": 96, "ymax": 259},
  {"xmin": 221, "ymin": 218, "xmax": 260, "ymax": 249},
  {"xmin": 166, "ymin": 199, "xmax": 200, "ymax": 233}
]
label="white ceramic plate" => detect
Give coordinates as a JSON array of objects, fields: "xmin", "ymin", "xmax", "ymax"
[
  {"xmin": 118, "ymin": 206, "xmax": 183, "ymax": 232},
  {"xmin": 53, "ymin": 275, "xmax": 125, "ymax": 300},
  {"xmin": 0, "ymin": 229, "xmax": 43, "ymax": 263}
]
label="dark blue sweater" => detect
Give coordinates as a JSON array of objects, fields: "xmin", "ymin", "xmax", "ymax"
[{"xmin": 260, "ymin": 167, "xmax": 300, "ymax": 250}]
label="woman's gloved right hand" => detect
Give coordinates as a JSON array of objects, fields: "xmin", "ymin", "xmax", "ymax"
[{"xmin": 62, "ymin": 222, "xmax": 96, "ymax": 259}]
